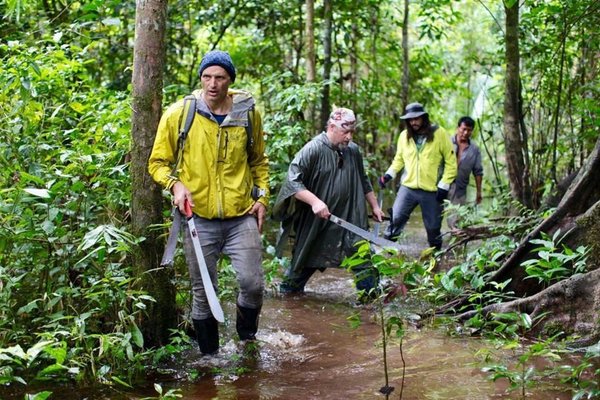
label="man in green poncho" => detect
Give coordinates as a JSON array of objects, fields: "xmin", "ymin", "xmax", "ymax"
[{"xmin": 273, "ymin": 107, "xmax": 385, "ymax": 296}]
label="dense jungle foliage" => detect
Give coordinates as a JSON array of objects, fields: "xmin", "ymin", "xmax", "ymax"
[{"xmin": 0, "ymin": 0, "xmax": 598, "ymax": 397}]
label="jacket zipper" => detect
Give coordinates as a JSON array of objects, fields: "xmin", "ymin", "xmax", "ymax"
[
  {"xmin": 216, "ymin": 126, "xmax": 224, "ymax": 218},
  {"xmin": 414, "ymin": 140, "xmax": 420, "ymax": 189}
]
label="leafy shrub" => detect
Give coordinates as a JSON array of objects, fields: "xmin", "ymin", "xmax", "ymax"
[
  {"xmin": 0, "ymin": 38, "xmax": 157, "ymax": 387},
  {"xmin": 521, "ymin": 230, "xmax": 589, "ymax": 286}
]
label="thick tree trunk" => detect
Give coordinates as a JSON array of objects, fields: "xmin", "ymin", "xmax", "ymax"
[
  {"xmin": 503, "ymin": 2, "xmax": 533, "ymax": 208},
  {"xmin": 490, "ymin": 135, "xmax": 600, "ymax": 297},
  {"xmin": 305, "ymin": 0, "xmax": 316, "ymax": 83},
  {"xmin": 131, "ymin": 0, "xmax": 176, "ymax": 347},
  {"xmin": 551, "ymin": 25, "xmax": 567, "ymax": 184},
  {"xmin": 350, "ymin": 12, "xmax": 358, "ymax": 110},
  {"xmin": 367, "ymin": 7, "xmax": 382, "ymax": 155}
]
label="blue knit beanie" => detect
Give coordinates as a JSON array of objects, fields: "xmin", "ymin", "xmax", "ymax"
[{"xmin": 198, "ymin": 50, "xmax": 236, "ymax": 83}]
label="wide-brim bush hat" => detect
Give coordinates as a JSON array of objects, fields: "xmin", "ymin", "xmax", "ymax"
[{"xmin": 400, "ymin": 102, "xmax": 428, "ymax": 119}]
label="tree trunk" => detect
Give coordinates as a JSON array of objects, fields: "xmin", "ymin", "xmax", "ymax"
[
  {"xmin": 319, "ymin": 0, "xmax": 333, "ymax": 131},
  {"xmin": 131, "ymin": 0, "xmax": 176, "ymax": 347},
  {"xmin": 551, "ymin": 23, "xmax": 567, "ymax": 185},
  {"xmin": 349, "ymin": 0, "xmax": 358, "ymax": 110},
  {"xmin": 401, "ymin": 0, "xmax": 409, "ymax": 111},
  {"xmin": 464, "ymin": 135, "xmax": 600, "ymax": 345},
  {"xmin": 503, "ymin": 1, "xmax": 532, "ymax": 208},
  {"xmin": 305, "ymin": 0, "xmax": 316, "ymax": 83},
  {"xmin": 305, "ymin": 0, "xmax": 317, "ymax": 135},
  {"xmin": 490, "ymin": 134, "xmax": 600, "ymax": 295},
  {"xmin": 368, "ymin": 6, "xmax": 381, "ymax": 155}
]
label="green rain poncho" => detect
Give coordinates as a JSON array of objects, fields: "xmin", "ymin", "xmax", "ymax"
[{"xmin": 273, "ymin": 132, "xmax": 374, "ymax": 275}]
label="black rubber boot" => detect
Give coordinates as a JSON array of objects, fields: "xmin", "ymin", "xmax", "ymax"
[
  {"xmin": 193, "ymin": 317, "xmax": 219, "ymax": 355},
  {"xmin": 236, "ymin": 304, "xmax": 261, "ymax": 341}
]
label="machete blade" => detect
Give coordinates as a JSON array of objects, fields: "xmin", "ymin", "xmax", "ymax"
[
  {"xmin": 329, "ymin": 214, "xmax": 405, "ymax": 253},
  {"xmin": 373, "ymin": 190, "xmax": 384, "ymax": 237},
  {"xmin": 184, "ymin": 201, "xmax": 225, "ymax": 323},
  {"xmin": 160, "ymin": 207, "xmax": 181, "ymax": 267}
]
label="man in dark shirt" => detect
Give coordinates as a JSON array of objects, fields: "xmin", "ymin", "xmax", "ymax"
[{"xmin": 447, "ymin": 116, "xmax": 483, "ymax": 229}]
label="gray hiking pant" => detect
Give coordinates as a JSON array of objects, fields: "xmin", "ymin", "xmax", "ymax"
[{"xmin": 183, "ymin": 214, "xmax": 264, "ymax": 320}]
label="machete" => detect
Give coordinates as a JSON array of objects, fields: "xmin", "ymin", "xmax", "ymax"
[
  {"xmin": 373, "ymin": 190, "xmax": 384, "ymax": 237},
  {"xmin": 328, "ymin": 214, "xmax": 404, "ymax": 252},
  {"xmin": 160, "ymin": 207, "xmax": 181, "ymax": 266},
  {"xmin": 183, "ymin": 200, "xmax": 225, "ymax": 323}
]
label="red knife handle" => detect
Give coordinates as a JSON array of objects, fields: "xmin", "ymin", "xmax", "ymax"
[{"xmin": 183, "ymin": 199, "xmax": 193, "ymax": 218}]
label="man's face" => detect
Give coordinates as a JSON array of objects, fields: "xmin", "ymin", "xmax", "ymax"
[
  {"xmin": 407, "ymin": 116, "xmax": 424, "ymax": 132},
  {"xmin": 330, "ymin": 124, "xmax": 354, "ymax": 149},
  {"xmin": 456, "ymin": 123, "xmax": 474, "ymax": 143},
  {"xmin": 201, "ymin": 65, "xmax": 231, "ymax": 103}
]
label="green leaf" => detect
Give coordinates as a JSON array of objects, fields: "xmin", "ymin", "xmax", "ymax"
[
  {"xmin": 26, "ymin": 341, "xmax": 55, "ymax": 365},
  {"xmin": 70, "ymin": 102, "xmax": 87, "ymax": 113},
  {"xmin": 154, "ymin": 383, "xmax": 164, "ymax": 395},
  {"xmin": 43, "ymin": 342, "xmax": 67, "ymax": 364},
  {"xmin": 49, "ymin": 104, "xmax": 65, "ymax": 120},
  {"xmin": 23, "ymin": 188, "xmax": 50, "ymax": 198},
  {"xmin": 102, "ymin": 17, "xmax": 122, "ymax": 27},
  {"xmin": 80, "ymin": 226, "xmax": 104, "ymax": 251},
  {"xmin": 0, "ymin": 345, "xmax": 27, "ymax": 360},
  {"xmin": 25, "ymin": 392, "xmax": 52, "ymax": 400},
  {"xmin": 17, "ymin": 300, "xmax": 40, "ymax": 315},
  {"xmin": 36, "ymin": 363, "xmax": 67, "ymax": 378},
  {"xmin": 126, "ymin": 343, "xmax": 133, "ymax": 361},
  {"xmin": 112, "ymin": 376, "xmax": 133, "ymax": 388},
  {"xmin": 41, "ymin": 220, "xmax": 55, "ymax": 235},
  {"xmin": 129, "ymin": 322, "xmax": 144, "ymax": 348}
]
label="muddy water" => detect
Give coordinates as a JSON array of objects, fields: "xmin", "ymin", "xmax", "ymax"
[
  {"xmin": 150, "ymin": 267, "xmax": 572, "ymax": 400},
  {"xmin": 153, "ymin": 214, "xmax": 573, "ymax": 400}
]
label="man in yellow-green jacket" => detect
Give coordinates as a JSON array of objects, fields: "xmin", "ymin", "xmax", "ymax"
[
  {"xmin": 378, "ymin": 102, "xmax": 457, "ymax": 250},
  {"xmin": 148, "ymin": 50, "xmax": 269, "ymax": 355}
]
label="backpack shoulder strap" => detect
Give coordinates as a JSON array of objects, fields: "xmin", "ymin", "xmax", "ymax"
[
  {"xmin": 170, "ymin": 95, "xmax": 197, "ymax": 179},
  {"xmin": 245, "ymin": 106, "xmax": 255, "ymax": 156},
  {"xmin": 179, "ymin": 94, "xmax": 197, "ymax": 142}
]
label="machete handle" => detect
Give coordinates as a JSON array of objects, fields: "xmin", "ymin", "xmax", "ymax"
[{"xmin": 183, "ymin": 199, "xmax": 193, "ymax": 218}]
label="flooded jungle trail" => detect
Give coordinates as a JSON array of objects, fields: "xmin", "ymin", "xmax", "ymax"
[
  {"xmin": 8, "ymin": 270, "xmax": 581, "ymax": 400},
  {"xmin": 134, "ymin": 214, "xmax": 576, "ymax": 400},
  {"xmin": 9, "ymin": 218, "xmax": 586, "ymax": 400},
  {"xmin": 135, "ymin": 268, "xmax": 574, "ymax": 400}
]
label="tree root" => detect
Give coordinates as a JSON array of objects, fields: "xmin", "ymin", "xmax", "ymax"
[{"xmin": 453, "ymin": 268, "xmax": 600, "ymax": 347}]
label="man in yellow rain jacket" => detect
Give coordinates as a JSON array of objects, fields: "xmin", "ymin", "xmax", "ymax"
[
  {"xmin": 148, "ymin": 50, "xmax": 269, "ymax": 355},
  {"xmin": 378, "ymin": 102, "xmax": 456, "ymax": 250}
]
